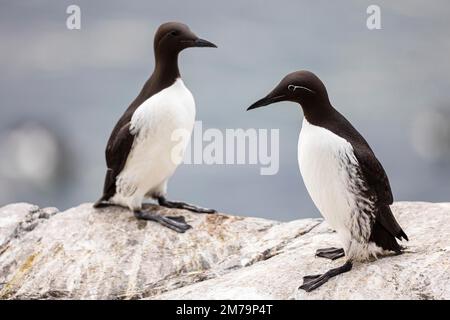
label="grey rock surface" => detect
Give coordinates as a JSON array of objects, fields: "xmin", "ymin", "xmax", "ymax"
[{"xmin": 0, "ymin": 201, "xmax": 448, "ymax": 299}]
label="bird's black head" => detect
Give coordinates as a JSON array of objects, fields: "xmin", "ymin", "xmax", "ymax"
[
  {"xmin": 154, "ymin": 22, "xmax": 217, "ymax": 58},
  {"xmin": 247, "ymin": 71, "xmax": 330, "ymax": 113}
]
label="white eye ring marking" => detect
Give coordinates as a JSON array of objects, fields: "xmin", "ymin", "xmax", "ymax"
[{"xmin": 288, "ymin": 84, "xmax": 315, "ymax": 94}]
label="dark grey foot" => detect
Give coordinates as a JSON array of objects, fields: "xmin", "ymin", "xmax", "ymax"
[
  {"xmin": 299, "ymin": 261, "xmax": 353, "ymax": 292},
  {"xmin": 134, "ymin": 211, "xmax": 192, "ymax": 233},
  {"xmin": 157, "ymin": 197, "xmax": 216, "ymax": 214},
  {"xmin": 316, "ymin": 247, "xmax": 345, "ymax": 260}
]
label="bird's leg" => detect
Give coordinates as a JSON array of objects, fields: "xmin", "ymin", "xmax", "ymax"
[
  {"xmin": 315, "ymin": 247, "xmax": 345, "ymax": 260},
  {"xmin": 299, "ymin": 260, "xmax": 353, "ymax": 292},
  {"xmin": 157, "ymin": 196, "xmax": 216, "ymax": 214},
  {"xmin": 134, "ymin": 210, "xmax": 192, "ymax": 233}
]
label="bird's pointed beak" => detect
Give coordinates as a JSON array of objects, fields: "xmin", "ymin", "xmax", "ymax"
[
  {"xmin": 194, "ymin": 38, "xmax": 217, "ymax": 48},
  {"xmin": 247, "ymin": 94, "xmax": 286, "ymax": 111}
]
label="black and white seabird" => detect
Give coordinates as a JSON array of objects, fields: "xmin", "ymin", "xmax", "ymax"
[
  {"xmin": 94, "ymin": 22, "xmax": 217, "ymax": 233},
  {"xmin": 247, "ymin": 70, "xmax": 408, "ymax": 291}
]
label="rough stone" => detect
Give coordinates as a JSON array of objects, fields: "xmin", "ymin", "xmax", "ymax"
[{"xmin": 0, "ymin": 201, "xmax": 448, "ymax": 300}]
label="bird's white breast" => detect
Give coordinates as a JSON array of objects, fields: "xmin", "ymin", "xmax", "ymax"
[
  {"xmin": 298, "ymin": 118, "xmax": 358, "ymax": 233},
  {"xmin": 114, "ymin": 78, "xmax": 195, "ymax": 209},
  {"xmin": 130, "ymin": 78, "xmax": 195, "ymax": 137}
]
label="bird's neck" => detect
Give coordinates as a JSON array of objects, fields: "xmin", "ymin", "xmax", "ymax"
[
  {"xmin": 135, "ymin": 52, "xmax": 181, "ymax": 103},
  {"xmin": 301, "ymin": 100, "xmax": 336, "ymax": 126},
  {"xmin": 153, "ymin": 51, "xmax": 181, "ymax": 85}
]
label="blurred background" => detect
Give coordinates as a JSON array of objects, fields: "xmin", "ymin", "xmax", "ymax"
[{"xmin": 1, "ymin": 0, "xmax": 450, "ymax": 220}]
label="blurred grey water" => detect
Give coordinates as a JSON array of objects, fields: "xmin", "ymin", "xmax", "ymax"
[{"xmin": 1, "ymin": 0, "xmax": 450, "ymax": 220}]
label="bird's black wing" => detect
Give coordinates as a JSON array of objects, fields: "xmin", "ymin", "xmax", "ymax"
[
  {"xmin": 94, "ymin": 121, "xmax": 135, "ymax": 206},
  {"xmin": 329, "ymin": 111, "xmax": 407, "ymax": 241},
  {"xmin": 352, "ymin": 143, "xmax": 393, "ymax": 206},
  {"xmin": 352, "ymin": 143, "xmax": 408, "ymax": 241},
  {"xmin": 328, "ymin": 111, "xmax": 394, "ymax": 205},
  {"xmin": 93, "ymin": 72, "xmax": 165, "ymax": 207}
]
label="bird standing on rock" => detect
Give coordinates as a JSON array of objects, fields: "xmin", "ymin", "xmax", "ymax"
[
  {"xmin": 94, "ymin": 22, "xmax": 217, "ymax": 233},
  {"xmin": 247, "ymin": 70, "xmax": 408, "ymax": 291}
]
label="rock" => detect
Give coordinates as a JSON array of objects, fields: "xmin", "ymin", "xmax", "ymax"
[{"xmin": 0, "ymin": 201, "xmax": 449, "ymax": 299}]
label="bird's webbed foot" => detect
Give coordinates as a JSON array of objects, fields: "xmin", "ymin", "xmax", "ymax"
[
  {"xmin": 315, "ymin": 247, "xmax": 345, "ymax": 260},
  {"xmin": 134, "ymin": 210, "xmax": 192, "ymax": 233},
  {"xmin": 157, "ymin": 196, "xmax": 216, "ymax": 214},
  {"xmin": 299, "ymin": 260, "xmax": 353, "ymax": 292}
]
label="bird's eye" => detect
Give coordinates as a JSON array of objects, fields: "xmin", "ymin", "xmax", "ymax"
[
  {"xmin": 288, "ymin": 84, "xmax": 316, "ymax": 94},
  {"xmin": 170, "ymin": 30, "xmax": 180, "ymax": 36}
]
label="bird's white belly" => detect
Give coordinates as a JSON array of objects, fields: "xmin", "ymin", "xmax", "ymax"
[
  {"xmin": 298, "ymin": 118, "xmax": 356, "ymax": 232},
  {"xmin": 113, "ymin": 79, "xmax": 195, "ymax": 209}
]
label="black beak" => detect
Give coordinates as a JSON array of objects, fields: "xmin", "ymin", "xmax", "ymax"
[
  {"xmin": 194, "ymin": 38, "xmax": 217, "ymax": 48},
  {"xmin": 247, "ymin": 94, "xmax": 286, "ymax": 111}
]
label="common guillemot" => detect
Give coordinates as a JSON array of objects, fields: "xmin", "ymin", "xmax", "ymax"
[
  {"xmin": 247, "ymin": 70, "xmax": 408, "ymax": 291},
  {"xmin": 94, "ymin": 22, "xmax": 217, "ymax": 233}
]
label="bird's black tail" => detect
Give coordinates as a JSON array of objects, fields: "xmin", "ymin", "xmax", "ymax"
[
  {"xmin": 93, "ymin": 192, "xmax": 112, "ymax": 209},
  {"xmin": 369, "ymin": 221, "xmax": 402, "ymax": 253},
  {"xmin": 93, "ymin": 199, "xmax": 111, "ymax": 208},
  {"xmin": 370, "ymin": 205, "xmax": 408, "ymax": 253},
  {"xmin": 93, "ymin": 169, "xmax": 116, "ymax": 209}
]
